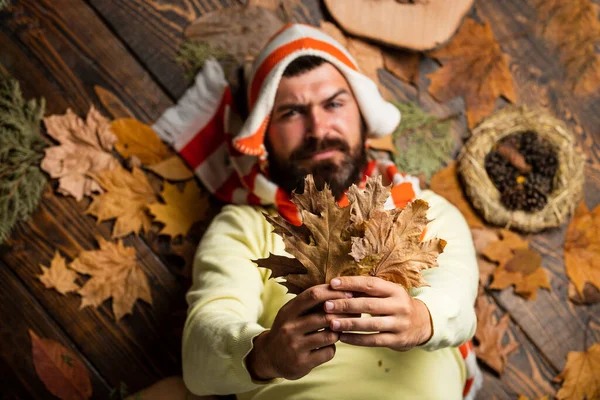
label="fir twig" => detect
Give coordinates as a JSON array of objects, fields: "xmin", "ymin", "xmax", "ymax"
[
  {"xmin": 175, "ymin": 41, "xmax": 234, "ymax": 83},
  {"xmin": 391, "ymin": 101, "xmax": 458, "ymax": 181},
  {"xmin": 0, "ymin": 74, "xmax": 47, "ymax": 243}
]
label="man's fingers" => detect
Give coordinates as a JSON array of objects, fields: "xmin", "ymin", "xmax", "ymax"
[
  {"xmin": 329, "ymin": 276, "xmax": 397, "ymax": 297},
  {"xmin": 303, "ymin": 329, "xmax": 340, "ymax": 351},
  {"xmin": 286, "ymin": 284, "xmax": 353, "ymax": 317},
  {"xmin": 308, "ymin": 344, "xmax": 336, "ymax": 367},
  {"xmin": 329, "ymin": 316, "xmax": 396, "ymax": 333},
  {"xmin": 339, "ymin": 333, "xmax": 397, "ymax": 348},
  {"xmin": 323, "ymin": 297, "xmax": 400, "ymax": 316},
  {"xmin": 297, "ymin": 312, "xmax": 361, "ymax": 334}
]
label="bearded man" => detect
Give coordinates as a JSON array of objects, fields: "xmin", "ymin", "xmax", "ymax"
[{"xmin": 154, "ymin": 23, "xmax": 481, "ymax": 400}]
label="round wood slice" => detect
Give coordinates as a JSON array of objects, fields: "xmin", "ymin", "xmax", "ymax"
[{"xmin": 324, "ymin": 0, "xmax": 475, "ymax": 51}]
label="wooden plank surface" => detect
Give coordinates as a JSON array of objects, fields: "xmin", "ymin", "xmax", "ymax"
[
  {"xmin": 475, "ymin": 0, "xmax": 600, "ymax": 372},
  {"xmin": 0, "ymin": 260, "xmax": 113, "ymax": 400},
  {"xmin": 0, "ymin": 0, "xmax": 185, "ymax": 392}
]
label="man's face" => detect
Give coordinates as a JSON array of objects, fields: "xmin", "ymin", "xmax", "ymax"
[{"xmin": 265, "ymin": 62, "xmax": 367, "ymax": 199}]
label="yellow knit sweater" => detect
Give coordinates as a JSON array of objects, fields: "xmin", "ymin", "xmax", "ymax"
[{"xmin": 182, "ymin": 189, "xmax": 479, "ymax": 400}]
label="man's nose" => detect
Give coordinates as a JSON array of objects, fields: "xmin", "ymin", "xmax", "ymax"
[{"xmin": 306, "ymin": 107, "xmax": 328, "ymax": 140}]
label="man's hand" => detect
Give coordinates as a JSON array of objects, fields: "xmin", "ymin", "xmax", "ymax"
[
  {"xmin": 324, "ymin": 276, "xmax": 433, "ymax": 351},
  {"xmin": 246, "ymin": 284, "xmax": 356, "ymax": 381}
]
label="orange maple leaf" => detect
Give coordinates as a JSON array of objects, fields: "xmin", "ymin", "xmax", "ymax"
[
  {"xmin": 427, "ymin": 18, "xmax": 516, "ymax": 128},
  {"xmin": 553, "ymin": 343, "xmax": 600, "ymax": 400},
  {"xmin": 564, "ymin": 202, "xmax": 600, "ymax": 297},
  {"xmin": 38, "ymin": 251, "xmax": 79, "ymax": 296}
]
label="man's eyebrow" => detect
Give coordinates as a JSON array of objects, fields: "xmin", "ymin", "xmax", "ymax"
[{"xmin": 274, "ymin": 89, "xmax": 350, "ymax": 114}]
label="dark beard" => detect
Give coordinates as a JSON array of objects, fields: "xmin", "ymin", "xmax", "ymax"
[{"xmin": 266, "ymin": 136, "xmax": 368, "ymax": 200}]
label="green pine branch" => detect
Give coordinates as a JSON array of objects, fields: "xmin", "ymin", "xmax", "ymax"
[
  {"xmin": 391, "ymin": 101, "xmax": 458, "ymax": 181},
  {"xmin": 0, "ymin": 73, "xmax": 47, "ymax": 243}
]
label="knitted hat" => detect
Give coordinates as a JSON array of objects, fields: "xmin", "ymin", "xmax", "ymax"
[{"xmin": 233, "ymin": 23, "xmax": 401, "ymax": 157}]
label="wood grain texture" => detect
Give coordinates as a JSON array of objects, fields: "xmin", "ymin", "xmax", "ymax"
[
  {"xmin": 475, "ymin": 0, "xmax": 600, "ymax": 372},
  {"xmin": 88, "ymin": 0, "xmax": 323, "ymax": 99},
  {"xmin": 0, "ymin": 260, "xmax": 113, "ymax": 400},
  {"xmin": 3, "ymin": 189, "xmax": 183, "ymax": 391}
]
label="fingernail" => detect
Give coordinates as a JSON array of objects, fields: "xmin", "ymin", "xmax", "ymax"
[
  {"xmin": 325, "ymin": 301, "xmax": 334, "ymax": 311},
  {"xmin": 332, "ymin": 320, "xmax": 340, "ymax": 330},
  {"xmin": 345, "ymin": 292, "xmax": 353, "ymax": 298},
  {"xmin": 330, "ymin": 278, "xmax": 341, "ymax": 287}
]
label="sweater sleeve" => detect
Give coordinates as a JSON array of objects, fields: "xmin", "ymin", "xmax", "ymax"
[
  {"xmin": 182, "ymin": 204, "xmax": 284, "ymax": 396},
  {"xmin": 411, "ymin": 189, "xmax": 479, "ymax": 351}
]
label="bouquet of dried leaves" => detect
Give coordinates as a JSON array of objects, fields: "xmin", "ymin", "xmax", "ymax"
[{"xmin": 255, "ymin": 175, "xmax": 446, "ymax": 294}]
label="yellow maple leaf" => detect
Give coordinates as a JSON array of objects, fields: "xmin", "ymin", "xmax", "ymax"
[
  {"xmin": 564, "ymin": 202, "xmax": 600, "ymax": 297},
  {"xmin": 86, "ymin": 167, "xmax": 157, "ymax": 238},
  {"xmin": 553, "ymin": 343, "xmax": 600, "ymax": 400},
  {"xmin": 69, "ymin": 238, "xmax": 152, "ymax": 321},
  {"xmin": 38, "ymin": 251, "xmax": 79, "ymax": 295},
  {"xmin": 111, "ymin": 118, "xmax": 170, "ymax": 165},
  {"xmin": 146, "ymin": 155, "xmax": 195, "ymax": 181},
  {"xmin": 147, "ymin": 181, "xmax": 209, "ymax": 239}
]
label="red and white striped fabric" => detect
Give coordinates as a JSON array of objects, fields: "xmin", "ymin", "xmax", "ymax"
[{"xmin": 152, "ymin": 23, "xmax": 481, "ymax": 398}]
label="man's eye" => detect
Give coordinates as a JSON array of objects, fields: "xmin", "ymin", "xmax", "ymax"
[
  {"xmin": 282, "ymin": 109, "xmax": 299, "ymax": 118},
  {"xmin": 326, "ymin": 101, "xmax": 342, "ymax": 109}
]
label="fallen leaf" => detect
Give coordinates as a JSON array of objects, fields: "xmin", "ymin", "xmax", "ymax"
[
  {"xmin": 429, "ymin": 162, "xmax": 485, "ymax": 228},
  {"xmin": 427, "ymin": 18, "xmax": 516, "ymax": 128},
  {"xmin": 148, "ymin": 181, "xmax": 209, "ymax": 239},
  {"xmin": 247, "ymin": 0, "xmax": 281, "ymax": 11},
  {"xmin": 69, "ymin": 238, "xmax": 152, "ymax": 321},
  {"xmin": 517, "ymin": 395, "xmax": 549, "ymax": 400},
  {"xmin": 38, "ymin": 252, "xmax": 79, "ymax": 295},
  {"xmin": 474, "ymin": 294, "xmax": 520, "ymax": 374},
  {"xmin": 382, "ymin": 49, "xmax": 420, "ymax": 84},
  {"xmin": 146, "ymin": 155, "xmax": 195, "ymax": 181},
  {"xmin": 350, "ymin": 202, "xmax": 446, "ymax": 291},
  {"xmin": 111, "ymin": 119, "xmax": 170, "ymax": 165},
  {"xmin": 41, "ymin": 107, "xmax": 119, "ymax": 201},
  {"xmin": 533, "ymin": 0, "xmax": 600, "ymax": 95},
  {"xmin": 564, "ymin": 202, "xmax": 600, "ymax": 298},
  {"xmin": 488, "ymin": 248, "xmax": 551, "ymax": 301},
  {"xmin": 29, "ymin": 330, "xmax": 92, "ymax": 400},
  {"xmin": 86, "ymin": 167, "xmax": 157, "ymax": 238},
  {"xmin": 368, "ymin": 134, "xmax": 398, "ymax": 154},
  {"xmin": 568, "ymin": 281, "xmax": 600, "ymax": 305},
  {"xmin": 553, "ymin": 343, "xmax": 600, "ymax": 400},
  {"xmin": 482, "ymin": 229, "xmax": 529, "ymax": 265},
  {"xmin": 93, "ymin": 86, "xmax": 135, "ymax": 119},
  {"xmin": 254, "ymin": 175, "xmax": 356, "ymax": 294},
  {"xmin": 471, "ymin": 227, "xmax": 501, "ymax": 286}
]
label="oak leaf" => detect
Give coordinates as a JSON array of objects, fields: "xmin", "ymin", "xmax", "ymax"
[
  {"xmin": 111, "ymin": 118, "xmax": 170, "ymax": 165},
  {"xmin": 350, "ymin": 202, "xmax": 446, "ymax": 290},
  {"xmin": 41, "ymin": 107, "xmax": 119, "ymax": 201},
  {"xmin": 427, "ymin": 18, "xmax": 516, "ymax": 128},
  {"xmin": 69, "ymin": 237, "xmax": 152, "ymax": 321},
  {"xmin": 564, "ymin": 202, "xmax": 600, "ymax": 298},
  {"xmin": 382, "ymin": 49, "xmax": 420, "ymax": 85},
  {"xmin": 553, "ymin": 343, "xmax": 600, "ymax": 400},
  {"xmin": 429, "ymin": 162, "xmax": 484, "ymax": 228},
  {"xmin": 38, "ymin": 252, "xmax": 79, "ymax": 295},
  {"xmin": 147, "ymin": 181, "xmax": 209, "ymax": 239},
  {"xmin": 474, "ymin": 294, "xmax": 520, "ymax": 374},
  {"xmin": 29, "ymin": 330, "xmax": 92, "ymax": 400},
  {"xmin": 86, "ymin": 167, "xmax": 157, "ymax": 238},
  {"xmin": 93, "ymin": 86, "xmax": 135, "ymax": 119},
  {"xmin": 471, "ymin": 227, "xmax": 501, "ymax": 286},
  {"xmin": 146, "ymin": 155, "xmax": 195, "ymax": 181},
  {"xmin": 533, "ymin": 0, "xmax": 600, "ymax": 95},
  {"xmin": 255, "ymin": 175, "xmax": 356, "ymax": 294}
]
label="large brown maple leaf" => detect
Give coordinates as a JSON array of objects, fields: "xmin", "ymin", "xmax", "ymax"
[
  {"xmin": 69, "ymin": 237, "xmax": 152, "ymax": 321},
  {"xmin": 41, "ymin": 107, "xmax": 119, "ymax": 201},
  {"xmin": 427, "ymin": 18, "xmax": 516, "ymax": 128},
  {"xmin": 553, "ymin": 343, "xmax": 600, "ymax": 400},
  {"xmin": 255, "ymin": 176, "xmax": 356, "ymax": 294},
  {"xmin": 350, "ymin": 200, "xmax": 447, "ymax": 291}
]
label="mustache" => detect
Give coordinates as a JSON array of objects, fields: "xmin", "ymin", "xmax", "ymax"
[{"xmin": 290, "ymin": 137, "xmax": 350, "ymax": 161}]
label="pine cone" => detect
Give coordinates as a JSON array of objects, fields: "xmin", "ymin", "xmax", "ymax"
[
  {"xmin": 526, "ymin": 148, "xmax": 558, "ymax": 178},
  {"xmin": 501, "ymin": 184, "xmax": 548, "ymax": 212},
  {"xmin": 485, "ymin": 151, "xmax": 519, "ymax": 192},
  {"xmin": 525, "ymin": 173, "xmax": 553, "ymax": 195},
  {"xmin": 519, "ymin": 130, "xmax": 539, "ymax": 153}
]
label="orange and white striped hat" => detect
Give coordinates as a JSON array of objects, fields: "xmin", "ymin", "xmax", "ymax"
[{"xmin": 233, "ymin": 23, "xmax": 401, "ymax": 158}]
